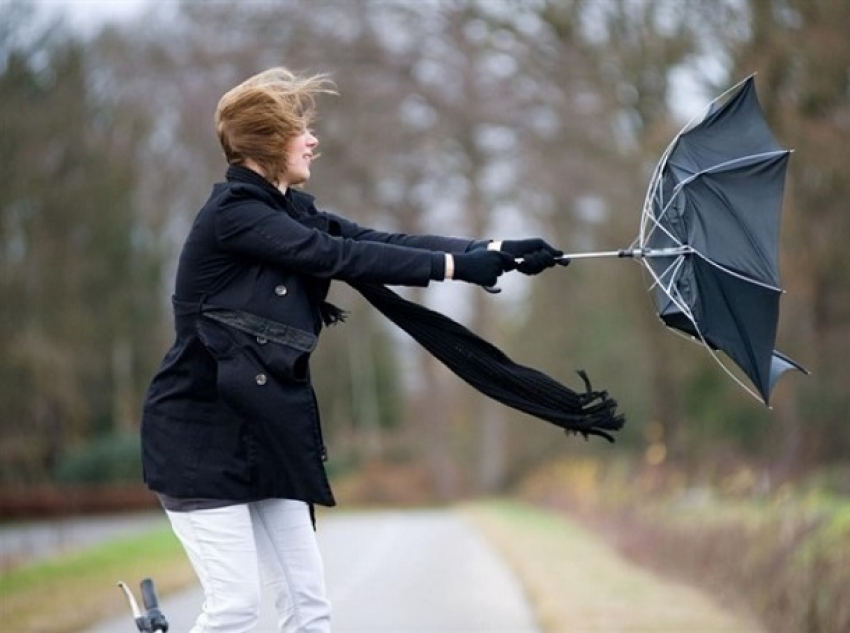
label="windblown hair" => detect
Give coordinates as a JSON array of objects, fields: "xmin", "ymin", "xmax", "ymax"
[{"xmin": 214, "ymin": 67, "xmax": 336, "ymax": 184}]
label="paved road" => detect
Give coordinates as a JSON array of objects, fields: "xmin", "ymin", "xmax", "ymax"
[{"xmin": 88, "ymin": 509, "xmax": 540, "ymax": 632}]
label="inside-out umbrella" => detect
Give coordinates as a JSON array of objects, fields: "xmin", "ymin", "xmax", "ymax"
[{"xmin": 520, "ymin": 75, "xmax": 807, "ymax": 405}]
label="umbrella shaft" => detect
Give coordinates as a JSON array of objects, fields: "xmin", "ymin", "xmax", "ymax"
[{"xmin": 556, "ymin": 246, "xmax": 692, "ymax": 261}]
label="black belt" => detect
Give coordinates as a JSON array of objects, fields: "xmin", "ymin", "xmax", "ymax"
[{"xmin": 173, "ymin": 297, "xmax": 317, "ymax": 353}]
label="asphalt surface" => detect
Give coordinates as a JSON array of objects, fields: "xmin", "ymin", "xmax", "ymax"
[{"xmin": 86, "ymin": 509, "xmax": 540, "ymax": 632}]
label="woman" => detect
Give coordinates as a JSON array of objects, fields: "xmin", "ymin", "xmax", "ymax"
[{"xmin": 140, "ymin": 67, "xmax": 561, "ymax": 632}]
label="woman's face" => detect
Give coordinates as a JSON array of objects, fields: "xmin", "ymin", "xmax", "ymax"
[{"xmin": 280, "ymin": 129, "xmax": 318, "ymax": 187}]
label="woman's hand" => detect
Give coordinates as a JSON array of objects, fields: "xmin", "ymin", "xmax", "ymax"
[
  {"xmin": 450, "ymin": 251, "xmax": 516, "ymax": 287},
  {"xmin": 499, "ymin": 238, "xmax": 567, "ymax": 275}
]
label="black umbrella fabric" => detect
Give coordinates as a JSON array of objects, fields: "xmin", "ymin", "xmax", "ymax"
[
  {"xmin": 510, "ymin": 75, "xmax": 807, "ymax": 404},
  {"xmin": 638, "ymin": 75, "xmax": 806, "ymax": 404}
]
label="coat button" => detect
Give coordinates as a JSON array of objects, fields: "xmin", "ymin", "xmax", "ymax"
[
  {"xmin": 274, "ymin": 285, "xmax": 287, "ymax": 296},
  {"xmin": 256, "ymin": 336, "xmax": 268, "ymax": 345},
  {"xmin": 255, "ymin": 373, "xmax": 267, "ymax": 386}
]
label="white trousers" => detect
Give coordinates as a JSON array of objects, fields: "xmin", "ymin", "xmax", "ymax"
[{"xmin": 165, "ymin": 499, "xmax": 331, "ymax": 633}]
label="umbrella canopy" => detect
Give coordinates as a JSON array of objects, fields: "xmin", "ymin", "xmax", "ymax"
[{"xmin": 639, "ymin": 75, "xmax": 807, "ymax": 404}]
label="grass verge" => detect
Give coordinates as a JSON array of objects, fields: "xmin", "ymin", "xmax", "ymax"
[
  {"xmin": 0, "ymin": 526, "xmax": 193, "ymax": 633},
  {"xmin": 516, "ymin": 456, "xmax": 850, "ymax": 633},
  {"xmin": 464, "ymin": 499, "xmax": 762, "ymax": 632}
]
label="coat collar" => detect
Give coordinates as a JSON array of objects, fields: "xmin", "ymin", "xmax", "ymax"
[
  {"xmin": 226, "ymin": 164, "xmax": 286, "ymax": 203},
  {"xmin": 225, "ymin": 164, "xmax": 316, "ymax": 215}
]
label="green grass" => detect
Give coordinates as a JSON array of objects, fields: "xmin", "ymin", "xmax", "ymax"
[{"xmin": 0, "ymin": 526, "xmax": 193, "ymax": 632}]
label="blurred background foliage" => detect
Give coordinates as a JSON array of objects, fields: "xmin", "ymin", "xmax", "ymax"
[{"xmin": 1, "ymin": 0, "xmax": 848, "ymax": 496}]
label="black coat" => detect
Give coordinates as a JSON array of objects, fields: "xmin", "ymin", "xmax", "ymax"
[{"xmin": 141, "ymin": 166, "xmax": 475, "ymax": 506}]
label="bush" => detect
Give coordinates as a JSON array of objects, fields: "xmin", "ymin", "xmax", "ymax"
[{"xmin": 53, "ymin": 433, "xmax": 142, "ymax": 484}]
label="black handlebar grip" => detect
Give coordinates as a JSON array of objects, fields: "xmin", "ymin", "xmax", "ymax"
[
  {"xmin": 140, "ymin": 578, "xmax": 169, "ymax": 633},
  {"xmin": 140, "ymin": 577, "xmax": 159, "ymax": 610}
]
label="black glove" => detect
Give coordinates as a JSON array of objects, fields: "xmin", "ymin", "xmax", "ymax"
[
  {"xmin": 501, "ymin": 238, "xmax": 565, "ymax": 275},
  {"xmin": 501, "ymin": 238, "xmax": 562, "ymax": 258},
  {"xmin": 452, "ymin": 250, "xmax": 516, "ymax": 287},
  {"xmin": 512, "ymin": 249, "xmax": 557, "ymax": 275}
]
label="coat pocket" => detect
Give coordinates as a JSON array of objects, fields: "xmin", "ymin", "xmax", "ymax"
[{"xmin": 197, "ymin": 317, "xmax": 312, "ymax": 384}]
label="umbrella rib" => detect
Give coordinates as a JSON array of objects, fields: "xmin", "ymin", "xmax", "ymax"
[
  {"xmin": 639, "ymin": 258, "xmax": 767, "ymax": 404},
  {"xmin": 694, "ymin": 251, "xmax": 782, "ymax": 293},
  {"xmin": 640, "ymin": 257, "xmax": 693, "ymax": 321},
  {"xmin": 641, "ymin": 193, "xmax": 686, "ymax": 250},
  {"xmin": 645, "ymin": 253, "xmax": 687, "ymax": 294},
  {"xmin": 641, "ymin": 173, "xmax": 782, "ymax": 293},
  {"xmin": 639, "ymin": 141, "xmax": 678, "ymax": 245},
  {"xmin": 637, "ymin": 74, "xmax": 756, "ymax": 248},
  {"xmin": 640, "ymin": 177, "xmax": 670, "ymax": 245},
  {"xmin": 645, "ymin": 151, "xmax": 788, "ymax": 289},
  {"xmin": 664, "ymin": 326, "xmax": 767, "ymax": 404},
  {"xmin": 675, "ymin": 150, "xmax": 789, "ymax": 185},
  {"xmin": 682, "ymin": 150, "xmax": 790, "ymax": 286}
]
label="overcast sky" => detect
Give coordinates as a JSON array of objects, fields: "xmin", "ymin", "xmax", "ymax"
[
  {"xmin": 31, "ymin": 0, "xmax": 151, "ymax": 33},
  {"xmin": 24, "ymin": 0, "xmax": 712, "ymax": 121}
]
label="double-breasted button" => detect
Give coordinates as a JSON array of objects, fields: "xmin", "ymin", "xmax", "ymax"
[
  {"xmin": 274, "ymin": 285, "xmax": 288, "ymax": 296},
  {"xmin": 255, "ymin": 373, "xmax": 268, "ymax": 386},
  {"xmin": 256, "ymin": 336, "xmax": 268, "ymax": 345}
]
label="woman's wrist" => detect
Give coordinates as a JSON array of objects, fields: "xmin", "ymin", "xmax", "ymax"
[
  {"xmin": 487, "ymin": 240, "xmax": 503, "ymax": 251},
  {"xmin": 445, "ymin": 253, "xmax": 455, "ymax": 280},
  {"xmin": 430, "ymin": 252, "xmax": 448, "ymax": 280}
]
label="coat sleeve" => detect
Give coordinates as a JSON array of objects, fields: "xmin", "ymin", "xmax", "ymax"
[
  {"xmin": 322, "ymin": 210, "xmax": 484, "ymax": 253},
  {"xmin": 214, "ymin": 193, "xmax": 440, "ymax": 286}
]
